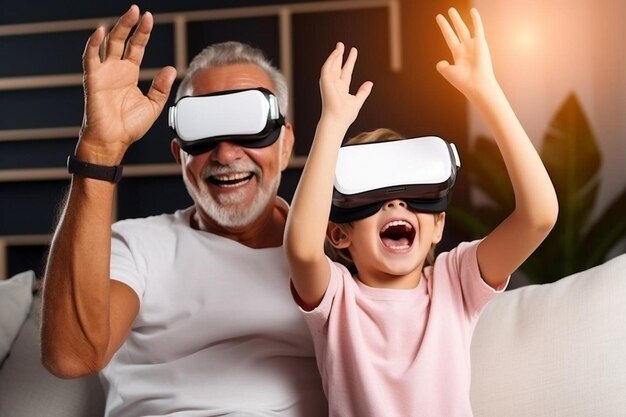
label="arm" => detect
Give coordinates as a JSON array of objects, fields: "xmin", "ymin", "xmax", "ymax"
[
  {"xmin": 41, "ymin": 5, "xmax": 176, "ymax": 378},
  {"xmin": 284, "ymin": 43, "xmax": 372, "ymax": 310},
  {"xmin": 435, "ymin": 8, "xmax": 558, "ymax": 289}
]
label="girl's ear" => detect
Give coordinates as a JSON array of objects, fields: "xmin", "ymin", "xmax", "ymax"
[
  {"xmin": 326, "ymin": 222, "xmax": 351, "ymax": 249},
  {"xmin": 280, "ymin": 123, "xmax": 295, "ymax": 171},
  {"xmin": 432, "ymin": 212, "xmax": 446, "ymax": 244}
]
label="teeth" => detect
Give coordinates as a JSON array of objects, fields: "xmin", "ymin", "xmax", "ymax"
[
  {"xmin": 210, "ymin": 172, "xmax": 250, "ymax": 181},
  {"xmin": 381, "ymin": 220, "xmax": 413, "ymax": 233}
]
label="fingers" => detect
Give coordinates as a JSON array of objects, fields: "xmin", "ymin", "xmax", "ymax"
[
  {"xmin": 435, "ymin": 60, "xmax": 450, "ymax": 75},
  {"xmin": 83, "ymin": 26, "xmax": 105, "ymax": 72},
  {"xmin": 104, "ymin": 5, "xmax": 140, "ymax": 60},
  {"xmin": 146, "ymin": 66, "xmax": 177, "ymax": 111},
  {"xmin": 321, "ymin": 42, "xmax": 344, "ymax": 79},
  {"xmin": 448, "ymin": 8, "xmax": 471, "ymax": 42},
  {"xmin": 354, "ymin": 81, "xmax": 374, "ymax": 103},
  {"xmin": 321, "ymin": 42, "xmax": 361, "ymax": 85},
  {"xmin": 340, "ymin": 47, "xmax": 358, "ymax": 85},
  {"xmin": 436, "ymin": 13, "xmax": 459, "ymax": 52},
  {"xmin": 470, "ymin": 8, "xmax": 485, "ymax": 38},
  {"xmin": 437, "ymin": 8, "xmax": 480, "ymax": 51},
  {"xmin": 320, "ymin": 41, "xmax": 371, "ymax": 102},
  {"xmin": 124, "ymin": 11, "xmax": 153, "ymax": 65},
  {"xmin": 87, "ymin": 5, "xmax": 154, "ymax": 68}
]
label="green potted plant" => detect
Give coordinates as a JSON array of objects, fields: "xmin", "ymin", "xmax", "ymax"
[{"xmin": 448, "ymin": 93, "xmax": 626, "ymax": 284}]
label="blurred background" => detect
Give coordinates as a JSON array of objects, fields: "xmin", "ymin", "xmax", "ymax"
[{"xmin": 0, "ymin": 0, "xmax": 624, "ymax": 287}]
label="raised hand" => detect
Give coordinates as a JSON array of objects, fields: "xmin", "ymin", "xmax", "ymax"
[
  {"xmin": 319, "ymin": 42, "xmax": 373, "ymax": 128},
  {"xmin": 435, "ymin": 8, "xmax": 496, "ymax": 100},
  {"xmin": 78, "ymin": 5, "xmax": 177, "ymax": 164}
]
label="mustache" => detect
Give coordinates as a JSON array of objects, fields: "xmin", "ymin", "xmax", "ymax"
[{"xmin": 201, "ymin": 160, "xmax": 262, "ymax": 178}]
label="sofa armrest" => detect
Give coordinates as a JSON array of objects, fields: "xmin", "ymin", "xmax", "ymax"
[{"xmin": 470, "ymin": 253, "xmax": 626, "ymax": 417}]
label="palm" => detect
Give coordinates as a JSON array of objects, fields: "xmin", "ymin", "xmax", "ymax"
[
  {"xmin": 445, "ymin": 38, "xmax": 492, "ymax": 91},
  {"xmin": 84, "ymin": 60, "xmax": 160, "ymax": 146},
  {"xmin": 322, "ymin": 78, "xmax": 364, "ymax": 120},
  {"xmin": 320, "ymin": 43, "xmax": 372, "ymax": 126},
  {"xmin": 78, "ymin": 6, "xmax": 175, "ymax": 158}
]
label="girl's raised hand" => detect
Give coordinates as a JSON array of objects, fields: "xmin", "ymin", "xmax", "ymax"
[
  {"xmin": 435, "ymin": 8, "xmax": 496, "ymax": 99},
  {"xmin": 319, "ymin": 42, "xmax": 373, "ymax": 127}
]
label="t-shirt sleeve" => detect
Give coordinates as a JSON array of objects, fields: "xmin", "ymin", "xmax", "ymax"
[
  {"xmin": 438, "ymin": 240, "xmax": 509, "ymax": 320},
  {"xmin": 294, "ymin": 257, "xmax": 345, "ymax": 333},
  {"xmin": 110, "ymin": 222, "xmax": 146, "ymax": 302}
]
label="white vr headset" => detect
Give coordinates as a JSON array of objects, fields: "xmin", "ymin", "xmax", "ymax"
[
  {"xmin": 330, "ymin": 136, "xmax": 461, "ymax": 223},
  {"xmin": 168, "ymin": 87, "xmax": 285, "ymax": 155}
]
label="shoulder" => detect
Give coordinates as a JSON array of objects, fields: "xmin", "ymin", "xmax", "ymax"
[
  {"xmin": 112, "ymin": 208, "xmax": 191, "ymax": 234},
  {"xmin": 431, "ymin": 240, "xmax": 481, "ymax": 275},
  {"xmin": 422, "ymin": 240, "xmax": 481, "ymax": 292},
  {"xmin": 431, "ymin": 239, "xmax": 505, "ymax": 316}
]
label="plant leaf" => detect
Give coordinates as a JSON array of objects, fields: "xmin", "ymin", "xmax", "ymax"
[
  {"xmin": 467, "ymin": 136, "xmax": 514, "ymax": 210},
  {"xmin": 582, "ymin": 187, "xmax": 626, "ymax": 269},
  {"xmin": 540, "ymin": 93, "xmax": 601, "ymax": 271},
  {"xmin": 448, "ymin": 92, "xmax": 623, "ymax": 285},
  {"xmin": 446, "ymin": 205, "xmax": 503, "ymax": 239}
]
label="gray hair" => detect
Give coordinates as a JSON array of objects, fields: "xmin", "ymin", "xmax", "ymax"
[{"xmin": 176, "ymin": 41, "xmax": 289, "ymax": 117}]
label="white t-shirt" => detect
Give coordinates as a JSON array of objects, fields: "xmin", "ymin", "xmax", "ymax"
[{"xmin": 101, "ymin": 207, "xmax": 327, "ymax": 417}]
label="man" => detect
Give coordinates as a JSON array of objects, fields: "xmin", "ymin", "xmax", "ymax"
[{"xmin": 41, "ymin": 5, "xmax": 327, "ymax": 416}]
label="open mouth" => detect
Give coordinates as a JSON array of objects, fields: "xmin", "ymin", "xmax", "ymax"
[
  {"xmin": 207, "ymin": 172, "xmax": 254, "ymax": 188},
  {"xmin": 379, "ymin": 220, "xmax": 416, "ymax": 250}
]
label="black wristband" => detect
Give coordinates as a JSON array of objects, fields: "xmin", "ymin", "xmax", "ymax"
[{"xmin": 67, "ymin": 155, "xmax": 124, "ymax": 183}]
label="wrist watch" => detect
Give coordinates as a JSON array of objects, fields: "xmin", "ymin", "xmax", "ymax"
[{"xmin": 66, "ymin": 155, "xmax": 124, "ymax": 183}]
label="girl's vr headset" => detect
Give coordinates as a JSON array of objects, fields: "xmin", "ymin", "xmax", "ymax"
[
  {"xmin": 330, "ymin": 136, "xmax": 461, "ymax": 223},
  {"xmin": 168, "ymin": 87, "xmax": 285, "ymax": 155}
]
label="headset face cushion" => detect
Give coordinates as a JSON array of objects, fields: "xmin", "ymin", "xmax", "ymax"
[
  {"xmin": 330, "ymin": 136, "xmax": 460, "ymax": 223},
  {"xmin": 169, "ymin": 87, "xmax": 284, "ymax": 154}
]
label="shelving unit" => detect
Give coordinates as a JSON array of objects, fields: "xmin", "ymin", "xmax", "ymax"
[{"xmin": 0, "ymin": 0, "xmax": 402, "ymax": 279}]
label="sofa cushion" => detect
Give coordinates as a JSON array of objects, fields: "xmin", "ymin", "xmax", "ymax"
[
  {"xmin": 0, "ymin": 270, "xmax": 34, "ymax": 365},
  {"xmin": 0, "ymin": 295, "xmax": 106, "ymax": 417},
  {"xmin": 470, "ymin": 253, "xmax": 626, "ymax": 417}
]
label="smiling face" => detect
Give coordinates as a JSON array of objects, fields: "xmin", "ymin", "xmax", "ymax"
[
  {"xmin": 171, "ymin": 64, "xmax": 294, "ymax": 235},
  {"xmin": 327, "ymin": 199, "xmax": 445, "ymax": 288}
]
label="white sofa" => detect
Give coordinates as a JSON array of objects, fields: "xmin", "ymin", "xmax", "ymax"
[
  {"xmin": 0, "ymin": 272, "xmax": 105, "ymax": 416},
  {"xmin": 471, "ymin": 253, "xmax": 626, "ymax": 416},
  {"xmin": 1, "ymin": 254, "xmax": 625, "ymax": 416}
]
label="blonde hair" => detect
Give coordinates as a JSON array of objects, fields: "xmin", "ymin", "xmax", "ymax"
[{"xmin": 325, "ymin": 128, "xmax": 440, "ymax": 273}]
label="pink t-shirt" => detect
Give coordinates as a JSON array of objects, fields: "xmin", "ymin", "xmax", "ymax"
[{"xmin": 298, "ymin": 240, "xmax": 506, "ymax": 417}]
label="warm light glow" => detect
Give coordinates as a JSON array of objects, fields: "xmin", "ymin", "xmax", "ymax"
[
  {"xmin": 472, "ymin": 0, "xmax": 626, "ymax": 226},
  {"xmin": 511, "ymin": 25, "xmax": 540, "ymax": 52}
]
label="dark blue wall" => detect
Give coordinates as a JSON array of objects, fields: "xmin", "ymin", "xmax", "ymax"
[{"xmin": 0, "ymin": 0, "xmax": 469, "ymax": 276}]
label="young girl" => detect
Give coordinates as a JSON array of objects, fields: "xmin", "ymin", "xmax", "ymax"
[{"xmin": 284, "ymin": 8, "xmax": 558, "ymax": 417}]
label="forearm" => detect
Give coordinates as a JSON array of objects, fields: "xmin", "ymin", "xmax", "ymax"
[
  {"xmin": 472, "ymin": 82, "xmax": 558, "ymax": 285},
  {"xmin": 471, "ymin": 82, "xmax": 558, "ymax": 225},
  {"xmin": 41, "ymin": 176, "xmax": 117, "ymax": 377},
  {"xmin": 436, "ymin": 8, "xmax": 558, "ymax": 287},
  {"xmin": 286, "ymin": 116, "xmax": 348, "ymax": 263},
  {"xmin": 287, "ymin": 42, "xmax": 371, "ymax": 306}
]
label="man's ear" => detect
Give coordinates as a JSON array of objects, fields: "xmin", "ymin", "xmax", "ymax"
[
  {"xmin": 326, "ymin": 222, "xmax": 351, "ymax": 249},
  {"xmin": 432, "ymin": 212, "xmax": 446, "ymax": 244},
  {"xmin": 170, "ymin": 138, "xmax": 182, "ymax": 165},
  {"xmin": 280, "ymin": 123, "xmax": 295, "ymax": 171}
]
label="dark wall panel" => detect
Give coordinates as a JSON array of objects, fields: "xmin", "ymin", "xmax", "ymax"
[
  {"xmin": 0, "ymin": 138, "xmax": 76, "ymax": 170},
  {"xmin": 0, "ymin": 180, "xmax": 68, "ymax": 235},
  {"xmin": 117, "ymin": 176, "xmax": 192, "ymax": 220},
  {"xmin": 0, "ymin": 0, "xmax": 470, "ymax": 277},
  {"xmin": 0, "ymin": 87, "xmax": 83, "ymax": 130}
]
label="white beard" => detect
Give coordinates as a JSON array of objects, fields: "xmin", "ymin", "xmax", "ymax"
[
  {"xmin": 183, "ymin": 137, "xmax": 284, "ymax": 229},
  {"xmin": 190, "ymin": 171, "xmax": 280, "ymax": 228}
]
